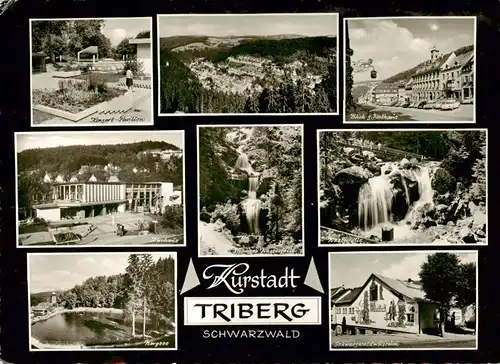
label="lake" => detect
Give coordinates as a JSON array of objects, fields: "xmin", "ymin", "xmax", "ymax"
[{"xmin": 31, "ymin": 311, "xmax": 147, "ymax": 346}]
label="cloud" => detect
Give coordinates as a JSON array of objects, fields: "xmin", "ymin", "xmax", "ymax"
[
  {"xmin": 106, "ymin": 28, "xmax": 128, "ymax": 46},
  {"xmin": 380, "ymin": 252, "xmax": 478, "ymax": 281},
  {"xmin": 350, "ymin": 28, "xmax": 367, "ymax": 40},
  {"xmin": 77, "ymin": 256, "xmax": 96, "ymax": 267},
  {"xmin": 30, "ymin": 269, "xmax": 85, "ymax": 293}
]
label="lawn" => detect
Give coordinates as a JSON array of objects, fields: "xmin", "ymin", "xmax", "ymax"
[
  {"xmin": 19, "ymin": 223, "xmax": 49, "ymax": 234},
  {"xmin": 72, "ymin": 72, "xmax": 123, "ymax": 83}
]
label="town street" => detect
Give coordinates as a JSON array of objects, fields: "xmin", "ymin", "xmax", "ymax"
[{"xmin": 371, "ymin": 104, "xmax": 474, "ymax": 122}]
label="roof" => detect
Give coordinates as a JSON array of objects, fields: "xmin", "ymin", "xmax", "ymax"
[
  {"xmin": 336, "ymin": 287, "xmax": 363, "ymax": 304},
  {"xmin": 129, "ymin": 38, "xmax": 151, "ymax": 44},
  {"xmin": 107, "ymin": 176, "xmax": 120, "ymax": 182},
  {"xmin": 331, "ymin": 286, "xmax": 347, "ymax": 301},
  {"xmin": 442, "ymin": 51, "xmax": 474, "ymax": 71},
  {"xmin": 79, "ymin": 46, "xmax": 98, "ymax": 54},
  {"xmin": 373, "ymin": 274, "xmax": 430, "ymax": 302},
  {"xmin": 373, "ymin": 83, "xmax": 399, "ymax": 94},
  {"xmin": 414, "ymin": 52, "xmax": 452, "ymax": 76}
]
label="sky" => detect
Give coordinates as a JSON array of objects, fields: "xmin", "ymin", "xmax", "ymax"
[
  {"xmin": 348, "ymin": 17, "xmax": 475, "ymax": 83},
  {"xmin": 16, "ymin": 131, "xmax": 183, "ymax": 152},
  {"xmin": 330, "ymin": 252, "xmax": 477, "ymax": 289},
  {"xmin": 29, "ymin": 253, "xmax": 175, "ymax": 293},
  {"xmin": 101, "ymin": 18, "xmax": 151, "ymax": 46},
  {"xmin": 158, "ymin": 14, "xmax": 338, "ymax": 38}
]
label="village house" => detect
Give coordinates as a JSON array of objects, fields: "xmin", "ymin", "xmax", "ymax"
[
  {"xmin": 371, "ymin": 83, "xmax": 399, "ymax": 104},
  {"xmin": 440, "ymin": 50, "xmax": 474, "ymax": 101},
  {"xmin": 332, "ymin": 273, "xmax": 441, "ymax": 335},
  {"xmin": 331, "ymin": 273, "xmax": 475, "ymax": 336},
  {"xmin": 31, "ymin": 292, "xmax": 57, "ymax": 317}
]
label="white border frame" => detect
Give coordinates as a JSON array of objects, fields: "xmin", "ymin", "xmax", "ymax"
[
  {"xmin": 317, "ymin": 128, "xmax": 488, "ymax": 247},
  {"xmin": 327, "ymin": 250, "xmax": 479, "ymax": 351},
  {"xmin": 156, "ymin": 13, "xmax": 339, "ymax": 117},
  {"xmin": 27, "ymin": 251, "xmax": 178, "ymax": 351},
  {"xmin": 29, "ymin": 17, "xmax": 155, "ymax": 128},
  {"xmin": 15, "ymin": 130, "xmax": 187, "ymax": 248},
  {"xmin": 342, "ymin": 16, "xmax": 477, "ymax": 124},
  {"xmin": 196, "ymin": 124, "xmax": 305, "ymax": 258}
]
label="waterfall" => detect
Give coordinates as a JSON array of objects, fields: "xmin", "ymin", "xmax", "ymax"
[
  {"xmin": 234, "ymin": 153, "xmax": 253, "ymax": 174},
  {"xmin": 244, "ymin": 175, "xmax": 261, "ymax": 234},
  {"xmin": 358, "ymin": 175, "xmax": 394, "ymax": 230},
  {"xmin": 414, "ymin": 167, "xmax": 433, "ymax": 203}
]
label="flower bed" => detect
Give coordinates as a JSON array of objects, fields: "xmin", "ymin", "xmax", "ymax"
[
  {"xmin": 53, "ymin": 232, "xmax": 82, "ymax": 244},
  {"xmin": 32, "ymin": 74, "xmax": 126, "ymax": 114}
]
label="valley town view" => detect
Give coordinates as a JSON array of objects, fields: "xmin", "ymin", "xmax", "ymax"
[
  {"xmin": 158, "ymin": 14, "xmax": 337, "ymax": 114},
  {"xmin": 17, "ymin": 132, "xmax": 184, "ymax": 246},
  {"xmin": 29, "ymin": 253, "xmax": 176, "ymax": 349},
  {"xmin": 345, "ymin": 18, "xmax": 475, "ymax": 122}
]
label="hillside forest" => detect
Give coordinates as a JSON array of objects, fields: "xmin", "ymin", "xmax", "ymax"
[
  {"xmin": 159, "ymin": 36, "xmax": 337, "ymax": 114},
  {"xmin": 31, "ymin": 254, "xmax": 175, "ymax": 343},
  {"xmin": 319, "ymin": 130, "xmax": 487, "ymax": 244},
  {"xmin": 198, "ymin": 126, "xmax": 303, "ymax": 255}
]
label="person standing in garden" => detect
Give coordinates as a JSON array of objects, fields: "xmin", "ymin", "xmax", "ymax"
[{"xmin": 126, "ymin": 68, "xmax": 134, "ymax": 92}]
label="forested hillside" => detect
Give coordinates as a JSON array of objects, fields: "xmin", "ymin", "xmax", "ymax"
[{"xmin": 17, "ymin": 141, "xmax": 184, "ymax": 185}]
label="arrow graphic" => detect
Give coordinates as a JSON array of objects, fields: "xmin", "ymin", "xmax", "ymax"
[
  {"xmin": 180, "ymin": 258, "xmax": 200, "ymax": 295},
  {"xmin": 304, "ymin": 257, "xmax": 324, "ymax": 294}
]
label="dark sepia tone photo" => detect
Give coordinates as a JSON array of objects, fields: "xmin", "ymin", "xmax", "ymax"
[
  {"xmin": 329, "ymin": 251, "xmax": 477, "ymax": 350},
  {"xmin": 28, "ymin": 252, "xmax": 177, "ymax": 350},
  {"xmin": 30, "ymin": 17, "xmax": 153, "ymax": 126},
  {"xmin": 16, "ymin": 131, "xmax": 184, "ymax": 247},
  {"xmin": 318, "ymin": 129, "xmax": 487, "ymax": 245},
  {"xmin": 158, "ymin": 13, "xmax": 338, "ymax": 115},
  {"xmin": 344, "ymin": 17, "xmax": 475, "ymax": 123},
  {"xmin": 198, "ymin": 125, "xmax": 304, "ymax": 257}
]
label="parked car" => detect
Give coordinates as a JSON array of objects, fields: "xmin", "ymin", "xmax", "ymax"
[
  {"xmin": 402, "ymin": 102, "xmax": 410, "ymax": 108},
  {"xmin": 433, "ymin": 101, "xmax": 444, "ymax": 109},
  {"xmin": 423, "ymin": 102, "xmax": 434, "ymax": 109},
  {"xmin": 417, "ymin": 101, "xmax": 427, "ymax": 109},
  {"xmin": 462, "ymin": 97, "xmax": 474, "ymax": 104},
  {"xmin": 441, "ymin": 99, "xmax": 461, "ymax": 110},
  {"xmin": 391, "ymin": 100, "xmax": 399, "ymax": 106}
]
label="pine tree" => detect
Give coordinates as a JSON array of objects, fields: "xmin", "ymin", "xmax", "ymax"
[{"xmin": 470, "ymin": 135, "xmax": 486, "ymax": 202}]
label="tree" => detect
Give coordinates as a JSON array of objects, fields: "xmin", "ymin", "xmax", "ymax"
[
  {"xmin": 31, "ymin": 20, "xmax": 68, "ymax": 63},
  {"xmin": 362, "ymin": 291, "xmax": 370, "ymax": 324},
  {"xmin": 115, "ymin": 38, "xmax": 136, "ymax": 60},
  {"xmin": 455, "ymin": 262, "xmax": 476, "ymax": 326},
  {"xmin": 136, "ymin": 31, "xmax": 150, "ymax": 39},
  {"xmin": 470, "ymin": 135, "xmax": 486, "ymax": 202},
  {"xmin": 419, "ymin": 253, "xmax": 462, "ymax": 337}
]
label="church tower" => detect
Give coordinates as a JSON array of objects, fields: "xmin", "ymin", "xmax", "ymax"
[{"xmin": 430, "ymin": 44, "xmax": 440, "ymax": 62}]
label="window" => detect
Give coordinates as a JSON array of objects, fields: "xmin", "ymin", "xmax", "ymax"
[
  {"xmin": 342, "ymin": 307, "xmax": 347, "ymax": 314},
  {"xmin": 370, "ymin": 282, "xmax": 378, "ymax": 301},
  {"xmin": 379, "ymin": 285, "xmax": 384, "ymax": 299},
  {"xmin": 349, "ymin": 307, "xmax": 355, "ymax": 314},
  {"xmin": 407, "ymin": 313, "xmax": 415, "ymax": 323},
  {"xmin": 452, "ymin": 72, "xmax": 454, "ymax": 78},
  {"xmin": 336, "ymin": 308, "xmax": 341, "ymax": 314}
]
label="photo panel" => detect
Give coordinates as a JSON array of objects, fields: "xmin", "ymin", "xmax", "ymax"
[
  {"xmin": 157, "ymin": 13, "xmax": 339, "ymax": 116},
  {"xmin": 28, "ymin": 252, "xmax": 178, "ymax": 351},
  {"xmin": 343, "ymin": 16, "xmax": 476, "ymax": 124},
  {"xmin": 197, "ymin": 124, "xmax": 304, "ymax": 257},
  {"xmin": 29, "ymin": 17, "xmax": 154, "ymax": 127},
  {"xmin": 318, "ymin": 128, "xmax": 487, "ymax": 246},
  {"xmin": 329, "ymin": 250, "xmax": 478, "ymax": 351},
  {"xmin": 15, "ymin": 130, "xmax": 185, "ymax": 247}
]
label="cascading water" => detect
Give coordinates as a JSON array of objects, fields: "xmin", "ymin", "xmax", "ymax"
[
  {"xmin": 358, "ymin": 175, "xmax": 394, "ymax": 230},
  {"xmin": 235, "ymin": 153, "xmax": 261, "ymax": 234},
  {"xmin": 358, "ymin": 163, "xmax": 435, "ymax": 231},
  {"xmin": 244, "ymin": 175, "xmax": 261, "ymax": 234}
]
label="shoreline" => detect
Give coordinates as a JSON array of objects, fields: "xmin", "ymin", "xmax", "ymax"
[{"xmin": 31, "ymin": 306, "xmax": 124, "ymax": 325}]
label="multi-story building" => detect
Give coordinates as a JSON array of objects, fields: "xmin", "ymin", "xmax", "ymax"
[
  {"xmin": 371, "ymin": 83, "xmax": 398, "ymax": 104},
  {"xmin": 440, "ymin": 50, "xmax": 474, "ymax": 101},
  {"xmin": 409, "ymin": 44, "xmax": 474, "ymax": 104},
  {"xmin": 31, "ymin": 181, "xmax": 181, "ymax": 222},
  {"xmin": 461, "ymin": 56, "xmax": 474, "ymax": 102}
]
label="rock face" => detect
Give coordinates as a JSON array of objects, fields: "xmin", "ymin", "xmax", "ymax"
[
  {"xmin": 334, "ymin": 166, "xmax": 373, "ymax": 185},
  {"xmin": 400, "ymin": 158, "xmax": 411, "ymax": 169},
  {"xmin": 432, "ymin": 167, "xmax": 455, "ymax": 194}
]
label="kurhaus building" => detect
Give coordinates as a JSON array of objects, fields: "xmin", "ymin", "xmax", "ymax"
[{"xmin": 31, "ymin": 181, "xmax": 181, "ymax": 222}]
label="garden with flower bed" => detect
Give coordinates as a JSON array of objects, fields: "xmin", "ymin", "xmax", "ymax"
[{"xmin": 32, "ymin": 72, "xmax": 126, "ymax": 114}]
